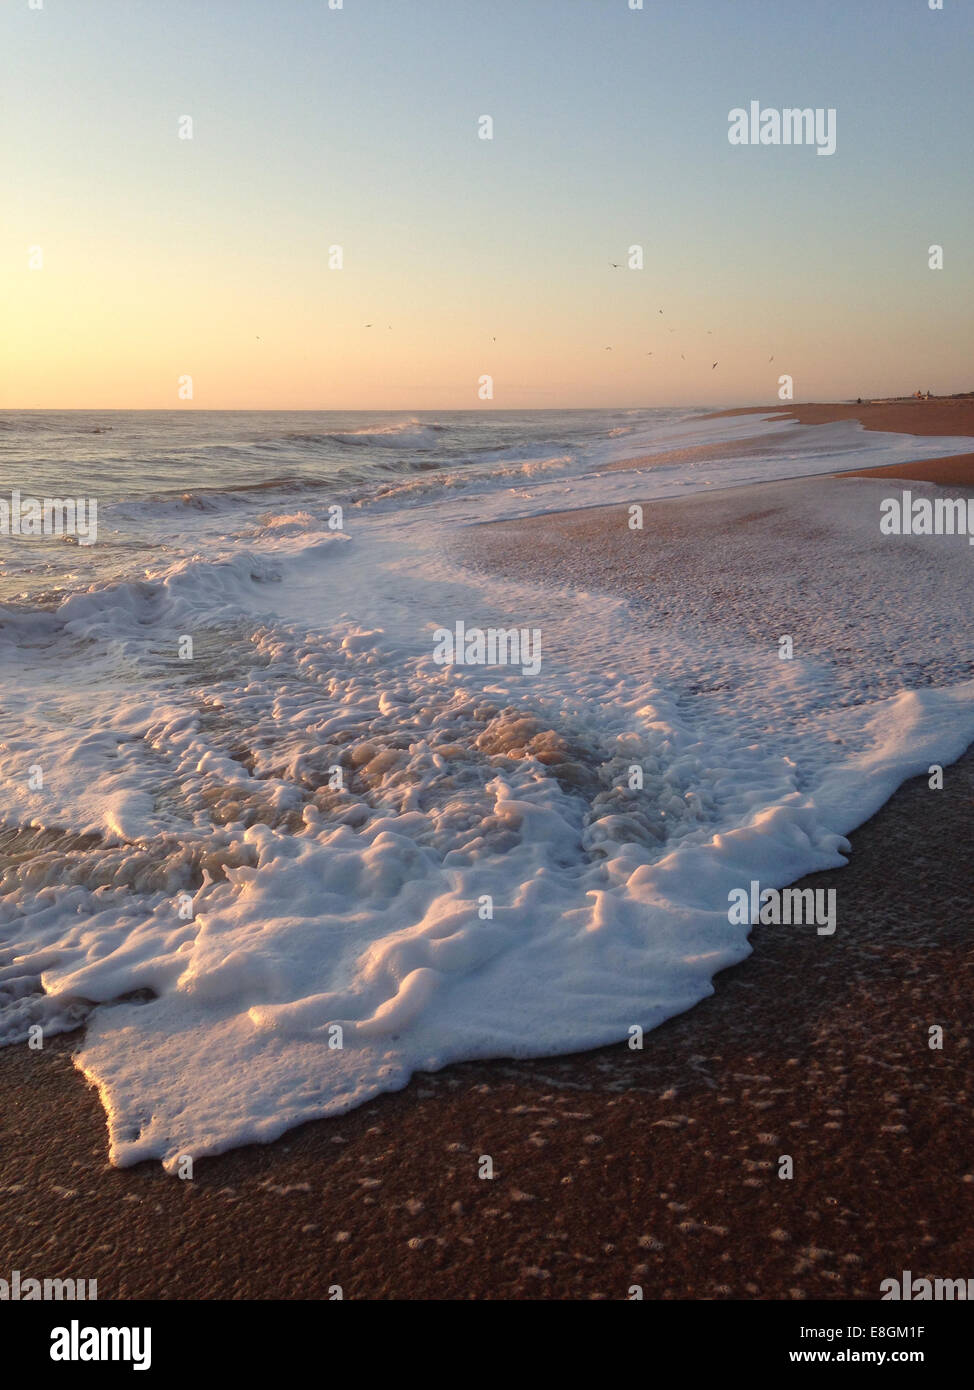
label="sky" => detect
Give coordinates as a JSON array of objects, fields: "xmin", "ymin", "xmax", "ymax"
[{"xmin": 1, "ymin": 0, "xmax": 972, "ymax": 410}]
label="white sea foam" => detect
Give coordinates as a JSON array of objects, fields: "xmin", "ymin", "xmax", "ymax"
[{"xmin": 1, "ymin": 408, "xmax": 972, "ymax": 1168}]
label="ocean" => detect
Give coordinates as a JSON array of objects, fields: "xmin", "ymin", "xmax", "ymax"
[{"xmin": 2, "ymin": 406, "xmax": 973, "ymax": 1169}]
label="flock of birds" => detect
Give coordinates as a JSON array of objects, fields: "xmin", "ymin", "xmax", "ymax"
[
  {"xmin": 604, "ymin": 314, "xmax": 719, "ymax": 370},
  {"xmin": 599, "ymin": 282, "xmax": 777, "ymax": 369},
  {"xmin": 338, "ymin": 274, "xmax": 780, "ymax": 373}
]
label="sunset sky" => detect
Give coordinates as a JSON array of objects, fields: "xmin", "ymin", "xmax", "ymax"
[{"xmin": 2, "ymin": 0, "xmax": 972, "ymax": 410}]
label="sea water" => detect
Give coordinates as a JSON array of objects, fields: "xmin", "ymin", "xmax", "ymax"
[{"xmin": 1, "ymin": 407, "xmax": 972, "ymax": 1168}]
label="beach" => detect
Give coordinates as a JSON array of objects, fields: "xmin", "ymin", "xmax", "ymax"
[
  {"xmin": 711, "ymin": 397, "xmax": 974, "ymax": 487},
  {"xmin": 1, "ymin": 744, "xmax": 971, "ymax": 1301},
  {"xmin": 712, "ymin": 395, "xmax": 974, "ymax": 439},
  {"xmin": 2, "ymin": 400, "xmax": 972, "ymax": 1300},
  {"xmin": 5, "ymin": 0, "xmax": 973, "ymax": 1338},
  {"xmin": 0, "ymin": 739, "xmax": 967, "ymax": 1301}
]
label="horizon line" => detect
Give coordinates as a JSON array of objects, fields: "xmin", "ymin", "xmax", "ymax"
[{"xmin": 0, "ymin": 400, "xmax": 873, "ymax": 415}]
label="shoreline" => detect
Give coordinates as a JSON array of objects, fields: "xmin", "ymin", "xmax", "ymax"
[
  {"xmin": 3, "ymin": 744, "xmax": 970, "ymax": 1300},
  {"xmin": 706, "ymin": 395, "xmax": 974, "ymax": 437},
  {"xmin": 703, "ymin": 398, "xmax": 974, "ymax": 487},
  {"xmin": 2, "ymin": 404, "xmax": 973, "ymax": 1300}
]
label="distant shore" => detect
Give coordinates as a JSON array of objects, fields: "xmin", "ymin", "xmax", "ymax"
[
  {"xmin": 708, "ymin": 393, "xmax": 974, "ymax": 436},
  {"xmin": 707, "ymin": 396, "xmax": 974, "ymax": 486}
]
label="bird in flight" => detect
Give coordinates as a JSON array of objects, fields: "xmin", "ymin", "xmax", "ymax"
[{"xmin": 610, "ymin": 262, "xmax": 622, "ymax": 269}]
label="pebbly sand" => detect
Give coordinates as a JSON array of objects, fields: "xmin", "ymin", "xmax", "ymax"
[
  {"xmin": 2, "ymin": 738, "xmax": 970, "ymax": 1301},
  {"xmin": 2, "ymin": 408, "xmax": 972, "ymax": 1301}
]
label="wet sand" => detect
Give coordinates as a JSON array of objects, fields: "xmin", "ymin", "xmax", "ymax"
[
  {"xmin": 704, "ymin": 398, "xmax": 974, "ymax": 487},
  {"xmin": 2, "ymin": 472, "xmax": 972, "ymax": 1301},
  {"xmin": 603, "ymin": 427, "xmax": 814, "ymax": 474},
  {"xmin": 2, "ymin": 752, "xmax": 970, "ymax": 1301},
  {"xmin": 836, "ymin": 454, "xmax": 974, "ymax": 485},
  {"xmin": 709, "ymin": 396, "xmax": 974, "ymax": 438}
]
